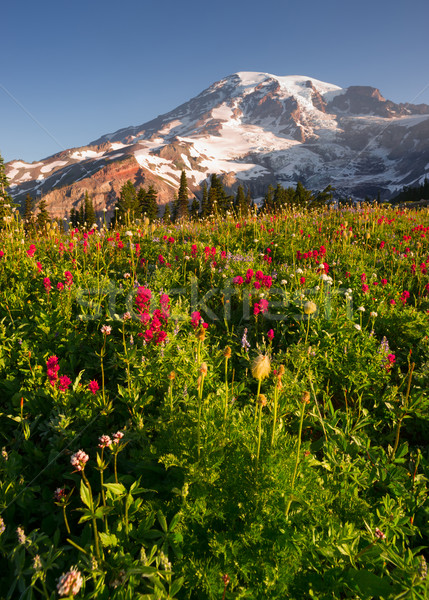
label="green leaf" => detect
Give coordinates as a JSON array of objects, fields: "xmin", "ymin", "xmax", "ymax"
[
  {"xmin": 103, "ymin": 482, "xmax": 126, "ymax": 496},
  {"xmin": 80, "ymin": 480, "xmax": 92, "ymax": 509},
  {"xmin": 347, "ymin": 569, "xmax": 395, "ymax": 596},
  {"xmin": 99, "ymin": 532, "xmax": 118, "ymax": 547},
  {"xmin": 170, "ymin": 577, "xmax": 184, "ymax": 597},
  {"xmin": 157, "ymin": 510, "xmax": 168, "ymax": 533}
]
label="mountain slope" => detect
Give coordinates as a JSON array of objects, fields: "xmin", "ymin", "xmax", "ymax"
[{"xmin": 6, "ymin": 71, "xmax": 429, "ymax": 217}]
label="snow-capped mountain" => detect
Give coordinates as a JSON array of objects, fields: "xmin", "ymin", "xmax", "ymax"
[{"xmin": 6, "ymin": 71, "xmax": 429, "ymax": 217}]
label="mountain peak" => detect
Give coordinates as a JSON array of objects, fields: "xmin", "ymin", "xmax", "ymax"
[{"xmin": 6, "ymin": 72, "xmax": 429, "ymax": 214}]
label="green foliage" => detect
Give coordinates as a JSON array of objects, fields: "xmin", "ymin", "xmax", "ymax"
[{"xmin": 0, "ymin": 203, "xmax": 427, "ymax": 599}]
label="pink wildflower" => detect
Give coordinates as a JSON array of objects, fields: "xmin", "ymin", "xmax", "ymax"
[
  {"xmin": 27, "ymin": 244, "xmax": 36, "ymax": 257},
  {"xmin": 70, "ymin": 450, "xmax": 89, "ymax": 472},
  {"xmin": 58, "ymin": 375, "xmax": 72, "ymax": 392},
  {"xmin": 88, "ymin": 380, "xmax": 99, "ymax": 394},
  {"xmin": 101, "ymin": 325, "xmax": 112, "ymax": 335},
  {"xmin": 362, "ymin": 284, "xmax": 369, "ymax": 293},
  {"xmin": 267, "ymin": 329, "xmax": 275, "ymax": 341},
  {"xmin": 57, "ymin": 568, "xmax": 83, "ymax": 597},
  {"xmin": 98, "ymin": 435, "xmax": 112, "ymax": 449},
  {"xmin": 112, "ymin": 431, "xmax": 124, "ymax": 445},
  {"xmin": 43, "ymin": 277, "xmax": 52, "ymax": 293}
]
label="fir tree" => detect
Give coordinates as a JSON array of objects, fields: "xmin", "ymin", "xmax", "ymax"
[
  {"xmin": 262, "ymin": 185, "xmax": 275, "ymax": 213},
  {"xmin": 78, "ymin": 203, "xmax": 85, "ymax": 226},
  {"xmin": 113, "ymin": 180, "xmax": 138, "ymax": 226},
  {"xmin": 294, "ymin": 181, "xmax": 313, "ymax": 206},
  {"xmin": 23, "ymin": 194, "xmax": 35, "ymax": 232},
  {"xmin": 189, "ymin": 197, "xmax": 200, "ymax": 220},
  {"xmin": 174, "ymin": 170, "xmax": 189, "ymax": 220},
  {"xmin": 138, "ymin": 187, "xmax": 147, "ymax": 218},
  {"xmin": 163, "ymin": 203, "xmax": 171, "ymax": 223},
  {"xmin": 0, "ymin": 151, "xmax": 13, "ymax": 227},
  {"xmin": 145, "ymin": 185, "xmax": 159, "ymax": 222},
  {"xmin": 200, "ymin": 182, "xmax": 210, "ymax": 218},
  {"xmin": 36, "ymin": 197, "xmax": 50, "ymax": 231},
  {"xmin": 234, "ymin": 185, "xmax": 247, "ymax": 216},
  {"xmin": 84, "ymin": 191, "xmax": 96, "ymax": 227}
]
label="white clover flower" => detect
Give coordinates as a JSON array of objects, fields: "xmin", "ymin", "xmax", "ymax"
[
  {"xmin": 354, "ymin": 324, "xmax": 362, "ymax": 331},
  {"xmin": 318, "ymin": 263, "xmax": 325, "ymax": 270},
  {"xmin": 370, "ymin": 311, "xmax": 378, "ymax": 317},
  {"xmin": 321, "ymin": 273, "xmax": 329, "ymax": 281},
  {"xmin": 281, "ymin": 279, "xmax": 287, "ymax": 285},
  {"xmin": 315, "ymin": 285, "xmax": 320, "ymax": 291},
  {"xmin": 338, "ymin": 280, "xmax": 343, "ymax": 285},
  {"xmin": 347, "ymin": 288, "xmax": 353, "ymax": 294},
  {"xmin": 296, "ymin": 268, "xmax": 304, "ymax": 274},
  {"xmin": 357, "ymin": 306, "xmax": 365, "ymax": 312}
]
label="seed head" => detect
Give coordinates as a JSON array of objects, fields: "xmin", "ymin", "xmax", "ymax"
[
  {"xmin": 257, "ymin": 394, "xmax": 268, "ymax": 407},
  {"xmin": 168, "ymin": 371, "xmax": 176, "ymax": 381},
  {"xmin": 303, "ymin": 301, "xmax": 317, "ymax": 315},
  {"xmin": 199, "ymin": 362, "xmax": 208, "ymax": 377},
  {"xmin": 197, "ymin": 326, "xmax": 206, "ymax": 341},
  {"xmin": 251, "ymin": 354, "xmax": 271, "ymax": 380},
  {"xmin": 223, "ymin": 346, "xmax": 232, "ymax": 359},
  {"xmin": 302, "ymin": 391, "xmax": 310, "ymax": 404}
]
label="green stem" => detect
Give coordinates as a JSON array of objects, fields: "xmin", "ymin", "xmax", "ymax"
[
  {"xmin": 224, "ymin": 358, "xmax": 229, "ymax": 427},
  {"xmin": 304, "ymin": 316, "xmax": 311, "ymax": 345},
  {"xmin": 256, "ymin": 403, "xmax": 263, "ymax": 473},
  {"xmin": 390, "ymin": 362, "xmax": 415, "ymax": 462},
  {"xmin": 285, "ymin": 401, "xmax": 306, "ymax": 519},
  {"xmin": 254, "ymin": 378, "xmax": 262, "ymax": 422},
  {"xmin": 197, "ymin": 375, "xmax": 205, "ymax": 461},
  {"xmin": 62, "ymin": 505, "xmax": 71, "ymax": 535},
  {"xmin": 271, "ymin": 385, "xmax": 279, "ymax": 448},
  {"xmin": 82, "ymin": 472, "xmax": 101, "ymax": 562}
]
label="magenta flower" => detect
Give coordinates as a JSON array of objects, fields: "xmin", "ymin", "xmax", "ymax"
[
  {"xmin": 88, "ymin": 380, "xmax": 99, "ymax": 395},
  {"xmin": 362, "ymin": 284, "xmax": 369, "ymax": 293},
  {"xmin": 58, "ymin": 375, "xmax": 72, "ymax": 392},
  {"xmin": 27, "ymin": 244, "xmax": 36, "ymax": 257},
  {"xmin": 267, "ymin": 329, "xmax": 275, "ymax": 341},
  {"xmin": 387, "ymin": 354, "xmax": 396, "ymax": 364},
  {"xmin": 70, "ymin": 450, "xmax": 89, "ymax": 472},
  {"xmin": 43, "ymin": 277, "xmax": 52, "ymax": 293}
]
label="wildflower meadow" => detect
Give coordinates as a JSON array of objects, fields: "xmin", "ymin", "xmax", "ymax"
[{"xmin": 0, "ymin": 204, "xmax": 428, "ymax": 599}]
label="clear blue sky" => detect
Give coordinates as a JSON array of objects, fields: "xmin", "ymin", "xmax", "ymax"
[{"xmin": 2, "ymin": 0, "xmax": 429, "ymax": 163}]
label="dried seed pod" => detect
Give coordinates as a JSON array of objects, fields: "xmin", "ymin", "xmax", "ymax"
[{"xmin": 251, "ymin": 355, "xmax": 271, "ymax": 380}]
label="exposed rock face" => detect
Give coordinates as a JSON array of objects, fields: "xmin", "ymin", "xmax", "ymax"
[{"xmin": 6, "ymin": 71, "xmax": 429, "ymax": 215}]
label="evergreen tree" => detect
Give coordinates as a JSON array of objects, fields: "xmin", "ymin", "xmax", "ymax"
[
  {"xmin": 208, "ymin": 174, "xmax": 229, "ymax": 216},
  {"xmin": 163, "ymin": 203, "xmax": 171, "ymax": 223},
  {"xmin": 0, "ymin": 151, "xmax": 13, "ymax": 227},
  {"xmin": 84, "ymin": 191, "xmax": 96, "ymax": 227},
  {"xmin": 145, "ymin": 185, "xmax": 159, "ymax": 222},
  {"xmin": 313, "ymin": 185, "xmax": 334, "ymax": 206},
  {"xmin": 294, "ymin": 181, "xmax": 313, "ymax": 206},
  {"xmin": 70, "ymin": 207, "xmax": 78, "ymax": 228},
  {"xmin": 23, "ymin": 194, "xmax": 35, "ymax": 232},
  {"xmin": 189, "ymin": 197, "xmax": 200, "ymax": 220},
  {"xmin": 113, "ymin": 180, "xmax": 138, "ymax": 226},
  {"xmin": 245, "ymin": 188, "xmax": 253, "ymax": 213},
  {"xmin": 174, "ymin": 171, "xmax": 189, "ymax": 220},
  {"xmin": 262, "ymin": 185, "xmax": 275, "ymax": 213},
  {"xmin": 138, "ymin": 187, "xmax": 147, "ymax": 218},
  {"xmin": 200, "ymin": 182, "xmax": 209, "ymax": 218},
  {"xmin": 234, "ymin": 185, "xmax": 247, "ymax": 216},
  {"xmin": 36, "ymin": 197, "xmax": 50, "ymax": 231},
  {"xmin": 78, "ymin": 203, "xmax": 85, "ymax": 226}
]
